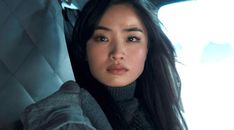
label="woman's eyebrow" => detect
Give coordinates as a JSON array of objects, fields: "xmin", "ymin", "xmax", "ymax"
[
  {"xmin": 94, "ymin": 26, "xmax": 144, "ymax": 33},
  {"xmin": 95, "ymin": 26, "xmax": 111, "ymax": 31},
  {"xmin": 123, "ymin": 27, "xmax": 144, "ymax": 33}
]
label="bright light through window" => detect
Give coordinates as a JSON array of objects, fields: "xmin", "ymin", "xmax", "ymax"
[{"xmin": 159, "ymin": 1, "xmax": 234, "ymax": 130}]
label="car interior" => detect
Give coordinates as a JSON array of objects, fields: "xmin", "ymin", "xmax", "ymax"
[{"xmin": 1, "ymin": 0, "xmax": 233, "ymax": 129}]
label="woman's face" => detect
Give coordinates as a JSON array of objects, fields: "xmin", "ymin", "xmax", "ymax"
[{"xmin": 86, "ymin": 4, "xmax": 148, "ymax": 87}]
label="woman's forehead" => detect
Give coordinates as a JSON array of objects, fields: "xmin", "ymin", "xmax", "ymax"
[{"xmin": 97, "ymin": 4, "xmax": 147, "ymax": 32}]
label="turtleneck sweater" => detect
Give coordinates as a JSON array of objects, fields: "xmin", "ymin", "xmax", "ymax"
[{"xmin": 106, "ymin": 82, "xmax": 154, "ymax": 130}]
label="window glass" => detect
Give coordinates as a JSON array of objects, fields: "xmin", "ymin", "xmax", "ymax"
[{"xmin": 159, "ymin": 1, "xmax": 234, "ymax": 130}]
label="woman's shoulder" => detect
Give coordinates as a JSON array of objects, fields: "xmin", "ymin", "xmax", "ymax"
[{"xmin": 21, "ymin": 80, "xmax": 112, "ymax": 130}]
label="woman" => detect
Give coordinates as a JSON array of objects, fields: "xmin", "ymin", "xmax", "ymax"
[
  {"xmin": 22, "ymin": 0, "xmax": 187, "ymax": 129},
  {"xmin": 70, "ymin": 0, "xmax": 187, "ymax": 129}
]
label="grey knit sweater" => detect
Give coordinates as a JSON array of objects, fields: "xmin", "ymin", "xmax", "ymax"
[
  {"xmin": 21, "ymin": 81, "xmax": 112, "ymax": 130},
  {"xmin": 107, "ymin": 82, "xmax": 154, "ymax": 130},
  {"xmin": 21, "ymin": 81, "xmax": 154, "ymax": 130}
]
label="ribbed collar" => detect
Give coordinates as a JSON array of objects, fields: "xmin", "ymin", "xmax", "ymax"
[{"xmin": 106, "ymin": 82, "xmax": 136, "ymax": 102}]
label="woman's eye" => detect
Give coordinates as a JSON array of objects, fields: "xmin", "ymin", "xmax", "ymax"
[
  {"xmin": 94, "ymin": 35, "xmax": 109, "ymax": 42},
  {"xmin": 127, "ymin": 36, "xmax": 140, "ymax": 43}
]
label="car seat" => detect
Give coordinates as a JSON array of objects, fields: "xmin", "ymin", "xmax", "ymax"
[{"xmin": 0, "ymin": 0, "xmax": 88, "ymax": 129}]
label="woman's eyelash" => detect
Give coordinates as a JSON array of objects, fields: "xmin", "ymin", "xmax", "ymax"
[
  {"xmin": 92, "ymin": 35, "xmax": 141, "ymax": 43},
  {"xmin": 93, "ymin": 35, "xmax": 109, "ymax": 42},
  {"xmin": 127, "ymin": 36, "xmax": 141, "ymax": 42}
]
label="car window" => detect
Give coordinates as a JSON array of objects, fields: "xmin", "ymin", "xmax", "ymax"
[{"xmin": 159, "ymin": 1, "xmax": 234, "ymax": 130}]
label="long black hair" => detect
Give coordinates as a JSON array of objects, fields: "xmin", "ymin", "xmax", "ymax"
[{"xmin": 69, "ymin": 0, "xmax": 188, "ymax": 129}]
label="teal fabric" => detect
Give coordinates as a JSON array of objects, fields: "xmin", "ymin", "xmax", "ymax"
[
  {"xmin": 0, "ymin": 0, "xmax": 75, "ymax": 128},
  {"xmin": 21, "ymin": 81, "xmax": 112, "ymax": 130}
]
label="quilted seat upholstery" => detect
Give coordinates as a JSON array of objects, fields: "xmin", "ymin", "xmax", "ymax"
[{"xmin": 0, "ymin": 0, "xmax": 75, "ymax": 129}]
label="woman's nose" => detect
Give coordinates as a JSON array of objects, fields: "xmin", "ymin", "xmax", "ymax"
[{"xmin": 110, "ymin": 42, "xmax": 125, "ymax": 61}]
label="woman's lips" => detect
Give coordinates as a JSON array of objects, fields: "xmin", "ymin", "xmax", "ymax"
[{"xmin": 107, "ymin": 65, "xmax": 128, "ymax": 75}]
